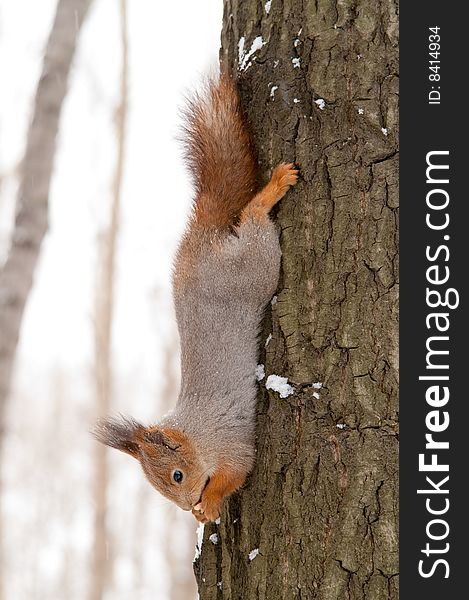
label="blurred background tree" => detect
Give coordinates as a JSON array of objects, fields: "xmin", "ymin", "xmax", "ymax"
[
  {"xmin": 89, "ymin": 0, "xmax": 125, "ymax": 596},
  {"xmin": 0, "ymin": 0, "xmax": 92, "ymax": 460},
  {"xmin": 0, "ymin": 0, "xmax": 222, "ymax": 598},
  {"xmin": 0, "ymin": 2, "xmax": 92, "ymax": 598}
]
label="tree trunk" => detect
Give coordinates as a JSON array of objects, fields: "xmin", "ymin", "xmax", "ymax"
[
  {"xmin": 89, "ymin": 1, "xmax": 127, "ymax": 598},
  {"xmin": 195, "ymin": 1, "xmax": 399, "ymax": 599}
]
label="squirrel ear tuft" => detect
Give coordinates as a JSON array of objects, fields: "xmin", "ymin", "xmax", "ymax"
[
  {"xmin": 143, "ymin": 428, "xmax": 181, "ymax": 451},
  {"xmin": 92, "ymin": 415, "xmax": 143, "ymax": 457},
  {"xmin": 143, "ymin": 429, "xmax": 166, "ymax": 445}
]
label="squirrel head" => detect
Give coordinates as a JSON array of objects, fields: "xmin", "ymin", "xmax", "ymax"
[{"xmin": 93, "ymin": 415, "xmax": 209, "ymax": 511}]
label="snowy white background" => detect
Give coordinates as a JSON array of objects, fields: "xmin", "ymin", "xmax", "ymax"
[{"xmin": 0, "ymin": 0, "xmax": 222, "ymax": 597}]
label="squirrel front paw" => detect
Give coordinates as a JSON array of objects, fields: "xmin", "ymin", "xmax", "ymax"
[
  {"xmin": 192, "ymin": 494, "xmax": 222, "ymax": 523},
  {"xmin": 191, "ymin": 468, "xmax": 246, "ymax": 523},
  {"xmin": 192, "ymin": 507, "xmax": 208, "ymax": 524}
]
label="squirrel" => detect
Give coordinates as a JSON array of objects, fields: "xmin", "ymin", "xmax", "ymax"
[{"xmin": 93, "ymin": 74, "xmax": 298, "ymax": 523}]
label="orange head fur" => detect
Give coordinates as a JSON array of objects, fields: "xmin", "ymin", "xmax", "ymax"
[{"xmin": 93, "ymin": 416, "xmax": 209, "ymax": 511}]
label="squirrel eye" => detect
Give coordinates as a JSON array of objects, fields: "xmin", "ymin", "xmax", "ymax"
[{"xmin": 173, "ymin": 470, "xmax": 183, "ymax": 484}]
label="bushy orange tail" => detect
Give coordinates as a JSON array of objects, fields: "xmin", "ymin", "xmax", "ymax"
[{"xmin": 181, "ymin": 74, "xmax": 258, "ymax": 228}]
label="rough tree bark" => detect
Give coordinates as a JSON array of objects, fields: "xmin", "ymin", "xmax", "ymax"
[
  {"xmin": 90, "ymin": 1, "xmax": 127, "ymax": 598},
  {"xmin": 195, "ymin": 1, "xmax": 398, "ymax": 599}
]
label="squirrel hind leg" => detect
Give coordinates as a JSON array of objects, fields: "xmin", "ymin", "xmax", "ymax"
[{"xmin": 240, "ymin": 163, "xmax": 298, "ymax": 223}]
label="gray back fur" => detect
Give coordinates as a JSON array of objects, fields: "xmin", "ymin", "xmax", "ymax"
[{"xmin": 163, "ymin": 217, "xmax": 281, "ymax": 476}]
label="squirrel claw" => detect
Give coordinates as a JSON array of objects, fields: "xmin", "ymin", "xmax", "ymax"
[
  {"xmin": 192, "ymin": 502, "xmax": 208, "ymax": 524},
  {"xmin": 192, "ymin": 496, "xmax": 221, "ymax": 522},
  {"xmin": 192, "ymin": 508, "xmax": 208, "ymax": 524},
  {"xmin": 273, "ymin": 162, "xmax": 299, "ymax": 188},
  {"xmin": 269, "ymin": 162, "xmax": 299, "ymax": 201}
]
